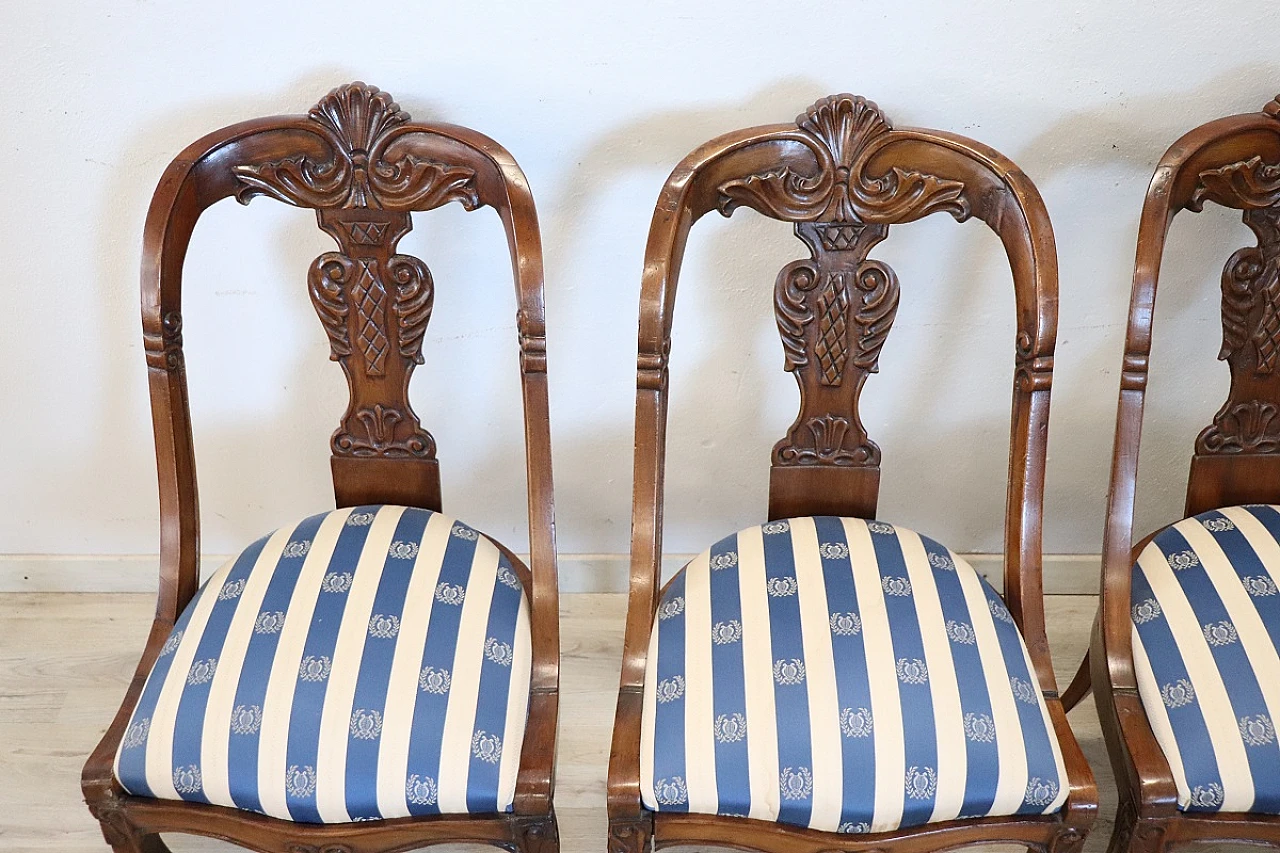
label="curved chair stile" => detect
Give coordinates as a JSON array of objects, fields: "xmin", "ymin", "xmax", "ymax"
[
  {"xmin": 1087, "ymin": 97, "xmax": 1280, "ymax": 852},
  {"xmin": 81, "ymin": 83, "xmax": 559, "ymax": 853},
  {"xmin": 609, "ymin": 94, "xmax": 1097, "ymax": 853}
]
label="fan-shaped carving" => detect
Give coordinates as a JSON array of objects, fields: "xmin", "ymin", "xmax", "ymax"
[{"xmin": 233, "ymin": 82, "xmax": 480, "ymax": 212}]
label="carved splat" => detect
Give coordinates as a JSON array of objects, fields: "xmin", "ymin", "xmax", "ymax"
[
  {"xmin": 714, "ymin": 95, "xmax": 969, "ymax": 514},
  {"xmin": 1191, "ymin": 157, "xmax": 1280, "ymax": 456},
  {"xmin": 229, "ymin": 83, "xmax": 484, "ymax": 505}
]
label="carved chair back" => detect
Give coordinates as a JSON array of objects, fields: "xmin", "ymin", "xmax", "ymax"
[
  {"xmin": 139, "ymin": 82, "xmax": 556, "ymax": 634},
  {"xmin": 1095, "ymin": 97, "xmax": 1280, "ymax": 795},
  {"xmin": 626, "ymin": 95, "xmax": 1060, "ymax": 684}
]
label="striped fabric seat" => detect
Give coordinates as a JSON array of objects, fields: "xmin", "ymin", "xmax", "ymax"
[
  {"xmin": 640, "ymin": 516, "xmax": 1068, "ymax": 834},
  {"xmin": 114, "ymin": 505, "xmax": 531, "ymax": 823},
  {"xmin": 1131, "ymin": 504, "xmax": 1280, "ymax": 815}
]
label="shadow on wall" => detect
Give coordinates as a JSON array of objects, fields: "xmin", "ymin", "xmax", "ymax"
[
  {"xmin": 65, "ymin": 66, "xmax": 1280, "ymax": 589},
  {"xmin": 1010, "ymin": 63, "xmax": 1280, "ymax": 554}
]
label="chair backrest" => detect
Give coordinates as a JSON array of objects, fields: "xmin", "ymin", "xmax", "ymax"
[
  {"xmin": 1099, "ymin": 96, "xmax": 1280, "ymax": 691},
  {"xmin": 142, "ymin": 82, "xmax": 556, "ymax": 629},
  {"xmin": 626, "ymin": 94, "xmax": 1060, "ymax": 691}
]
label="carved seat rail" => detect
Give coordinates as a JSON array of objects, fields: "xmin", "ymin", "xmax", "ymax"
[
  {"xmin": 82, "ymin": 83, "xmax": 560, "ymax": 853},
  {"xmin": 609, "ymin": 95, "xmax": 1097, "ymax": 853}
]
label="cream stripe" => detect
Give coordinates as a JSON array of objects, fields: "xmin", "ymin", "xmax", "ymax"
[
  {"xmin": 142, "ymin": 555, "xmax": 238, "ymax": 798},
  {"xmin": 843, "ymin": 519, "xmax": 903, "ymax": 832},
  {"xmin": 738, "ymin": 524, "xmax": 779, "ymax": 821},
  {"xmin": 640, "ymin": 611, "xmax": 659, "ymax": 809},
  {"xmin": 256, "ymin": 509, "xmax": 351, "ymax": 819},
  {"xmin": 791, "ymin": 517, "xmax": 842, "ymax": 831},
  {"xmin": 437, "ymin": 536, "xmax": 499, "ymax": 811},
  {"xmin": 1132, "ymin": 624, "xmax": 1191, "ymax": 808},
  {"xmin": 314, "ymin": 506, "xmax": 404, "ymax": 822},
  {"xmin": 683, "ymin": 551, "xmax": 717, "ymax": 812},
  {"xmin": 898, "ymin": 534, "xmax": 965, "ymax": 823},
  {"xmin": 199, "ymin": 528, "xmax": 293, "ymax": 808},
  {"xmin": 1140, "ymin": 542, "xmax": 1255, "ymax": 810},
  {"xmin": 496, "ymin": 584, "xmax": 532, "ymax": 811},
  {"xmin": 1214, "ymin": 509, "xmax": 1280, "ymax": 727},
  {"xmin": 375, "ymin": 511, "xmax": 450, "ymax": 818},
  {"xmin": 955, "ymin": 560, "xmax": 1026, "ymax": 814}
]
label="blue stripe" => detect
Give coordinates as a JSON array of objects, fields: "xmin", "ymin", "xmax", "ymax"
[
  {"xmin": 342, "ymin": 507, "xmax": 430, "ymax": 819},
  {"xmin": 920, "ymin": 534, "xmax": 999, "ymax": 817},
  {"xmin": 168, "ymin": 535, "xmax": 269, "ymax": 804},
  {"xmin": 1132, "ymin": 539, "xmax": 1223, "ymax": 810},
  {"xmin": 979, "ymin": 579, "xmax": 1059, "ymax": 814},
  {"xmin": 762, "ymin": 524, "xmax": 813, "ymax": 827},
  {"xmin": 813, "ymin": 516, "xmax": 875, "ymax": 830},
  {"xmin": 223, "ymin": 512, "xmax": 329, "ymax": 813},
  {"xmin": 283, "ymin": 512, "xmax": 375, "ymax": 821},
  {"xmin": 869, "ymin": 525, "xmax": 937, "ymax": 827},
  {"xmin": 116, "ymin": 563, "xmax": 225, "ymax": 798},
  {"xmin": 402, "ymin": 521, "xmax": 480, "ymax": 815},
  {"xmin": 464, "ymin": 539, "xmax": 524, "ymax": 813},
  {"xmin": 650, "ymin": 568, "xmax": 689, "ymax": 812},
  {"xmin": 707, "ymin": 531, "xmax": 750, "ymax": 816}
]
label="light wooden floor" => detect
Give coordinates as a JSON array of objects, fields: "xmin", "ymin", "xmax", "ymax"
[{"xmin": 0, "ymin": 592, "xmax": 1229, "ymax": 852}]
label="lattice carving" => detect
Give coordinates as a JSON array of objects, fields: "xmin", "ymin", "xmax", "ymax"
[
  {"xmin": 716, "ymin": 95, "xmax": 966, "ymax": 468},
  {"xmin": 230, "ymin": 83, "xmax": 478, "ymax": 462},
  {"xmin": 1191, "ymin": 145, "xmax": 1280, "ymax": 455}
]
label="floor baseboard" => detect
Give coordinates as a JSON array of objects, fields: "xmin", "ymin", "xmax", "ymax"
[{"xmin": 0, "ymin": 553, "xmax": 1101, "ymax": 594}]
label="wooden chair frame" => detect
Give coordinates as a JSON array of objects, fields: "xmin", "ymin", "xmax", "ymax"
[
  {"xmin": 1081, "ymin": 96, "xmax": 1280, "ymax": 852},
  {"xmin": 606, "ymin": 94, "xmax": 1097, "ymax": 853},
  {"xmin": 80, "ymin": 82, "xmax": 561, "ymax": 853}
]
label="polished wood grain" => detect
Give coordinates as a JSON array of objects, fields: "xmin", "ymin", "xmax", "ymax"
[
  {"xmin": 1076, "ymin": 95, "xmax": 1280, "ymax": 852},
  {"xmin": 79, "ymin": 83, "xmax": 560, "ymax": 853},
  {"xmin": 0, "ymin": 591, "xmax": 1212, "ymax": 853},
  {"xmin": 608, "ymin": 94, "xmax": 1097, "ymax": 853}
]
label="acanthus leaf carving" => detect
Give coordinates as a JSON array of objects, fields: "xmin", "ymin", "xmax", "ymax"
[
  {"xmin": 233, "ymin": 82, "xmax": 480, "ymax": 212},
  {"xmin": 716, "ymin": 94, "xmax": 971, "ymax": 225},
  {"xmin": 1198, "ymin": 399, "xmax": 1280, "ymax": 454},
  {"xmin": 1190, "ymin": 155, "xmax": 1280, "ymax": 213},
  {"xmin": 308, "ymin": 254, "xmax": 354, "ymax": 360},
  {"xmin": 389, "ymin": 254, "xmax": 433, "ymax": 364}
]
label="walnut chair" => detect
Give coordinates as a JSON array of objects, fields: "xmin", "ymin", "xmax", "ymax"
[
  {"xmin": 606, "ymin": 94, "xmax": 1098, "ymax": 853},
  {"xmin": 1077, "ymin": 96, "xmax": 1280, "ymax": 852},
  {"xmin": 81, "ymin": 83, "xmax": 560, "ymax": 853}
]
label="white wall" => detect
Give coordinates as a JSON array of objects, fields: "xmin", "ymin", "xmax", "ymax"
[{"xmin": 1, "ymin": 1, "xmax": 1277, "ymax": 585}]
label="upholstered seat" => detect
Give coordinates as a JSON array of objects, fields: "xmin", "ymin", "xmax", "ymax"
[
  {"xmin": 114, "ymin": 504, "xmax": 531, "ymax": 823},
  {"xmin": 1130, "ymin": 504, "xmax": 1280, "ymax": 815},
  {"xmin": 640, "ymin": 516, "xmax": 1068, "ymax": 834}
]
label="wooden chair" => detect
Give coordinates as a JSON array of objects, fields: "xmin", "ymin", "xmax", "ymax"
[
  {"xmin": 606, "ymin": 94, "xmax": 1097, "ymax": 853},
  {"xmin": 80, "ymin": 82, "xmax": 560, "ymax": 853},
  {"xmin": 1079, "ymin": 95, "xmax": 1280, "ymax": 852}
]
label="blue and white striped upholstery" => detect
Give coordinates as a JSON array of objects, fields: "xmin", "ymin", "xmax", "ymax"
[
  {"xmin": 640, "ymin": 516, "xmax": 1068, "ymax": 834},
  {"xmin": 1131, "ymin": 504, "xmax": 1280, "ymax": 815},
  {"xmin": 114, "ymin": 505, "xmax": 531, "ymax": 822}
]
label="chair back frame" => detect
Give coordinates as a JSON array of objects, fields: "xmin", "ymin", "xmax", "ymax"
[
  {"xmin": 608, "ymin": 94, "xmax": 1097, "ymax": 853},
  {"xmin": 81, "ymin": 83, "xmax": 560, "ymax": 853},
  {"xmin": 1093, "ymin": 96, "xmax": 1280, "ymax": 851}
]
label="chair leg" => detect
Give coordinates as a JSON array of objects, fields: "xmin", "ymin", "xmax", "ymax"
[
  {"xmin": 1108, "ymin": 801, "xmax": 1168, "ymax": 853},
  {"xmin": 608, "ymin": 815, "xmax": 652, "ymax": 853},
  {"xmin": 1047, "ymin": 826, "xmax": 1087, "ymax": 853},
  {"xmin": 1061, "ymin": 648, "xmax": 1093, "ymax": 711},
  {"xmin": 513, "ymin": 810, "xmax": 560, "ymax": 853},
  {"xmin": 89, "ymin": 798, "xmax": 173, "ymax": 853}
]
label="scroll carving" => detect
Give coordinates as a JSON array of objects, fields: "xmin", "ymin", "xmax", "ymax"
[
  {"xmin": 143, "ymin": 310, "xmax": 185, "ymax": 372},
  {"xmin": 233, "ymin": 82, "xmax": 480, "ymax": 212},
  {"xmin": 231, "ymin": 83, "xmax": 469, "ymax": 463},
  {"xmin": 1191, "ymin": 146, "xmax": 1280, "ymax": 455},
  {"xmin": 715, "ymin": 95, "xmax": 963, "ymax": 469}
]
